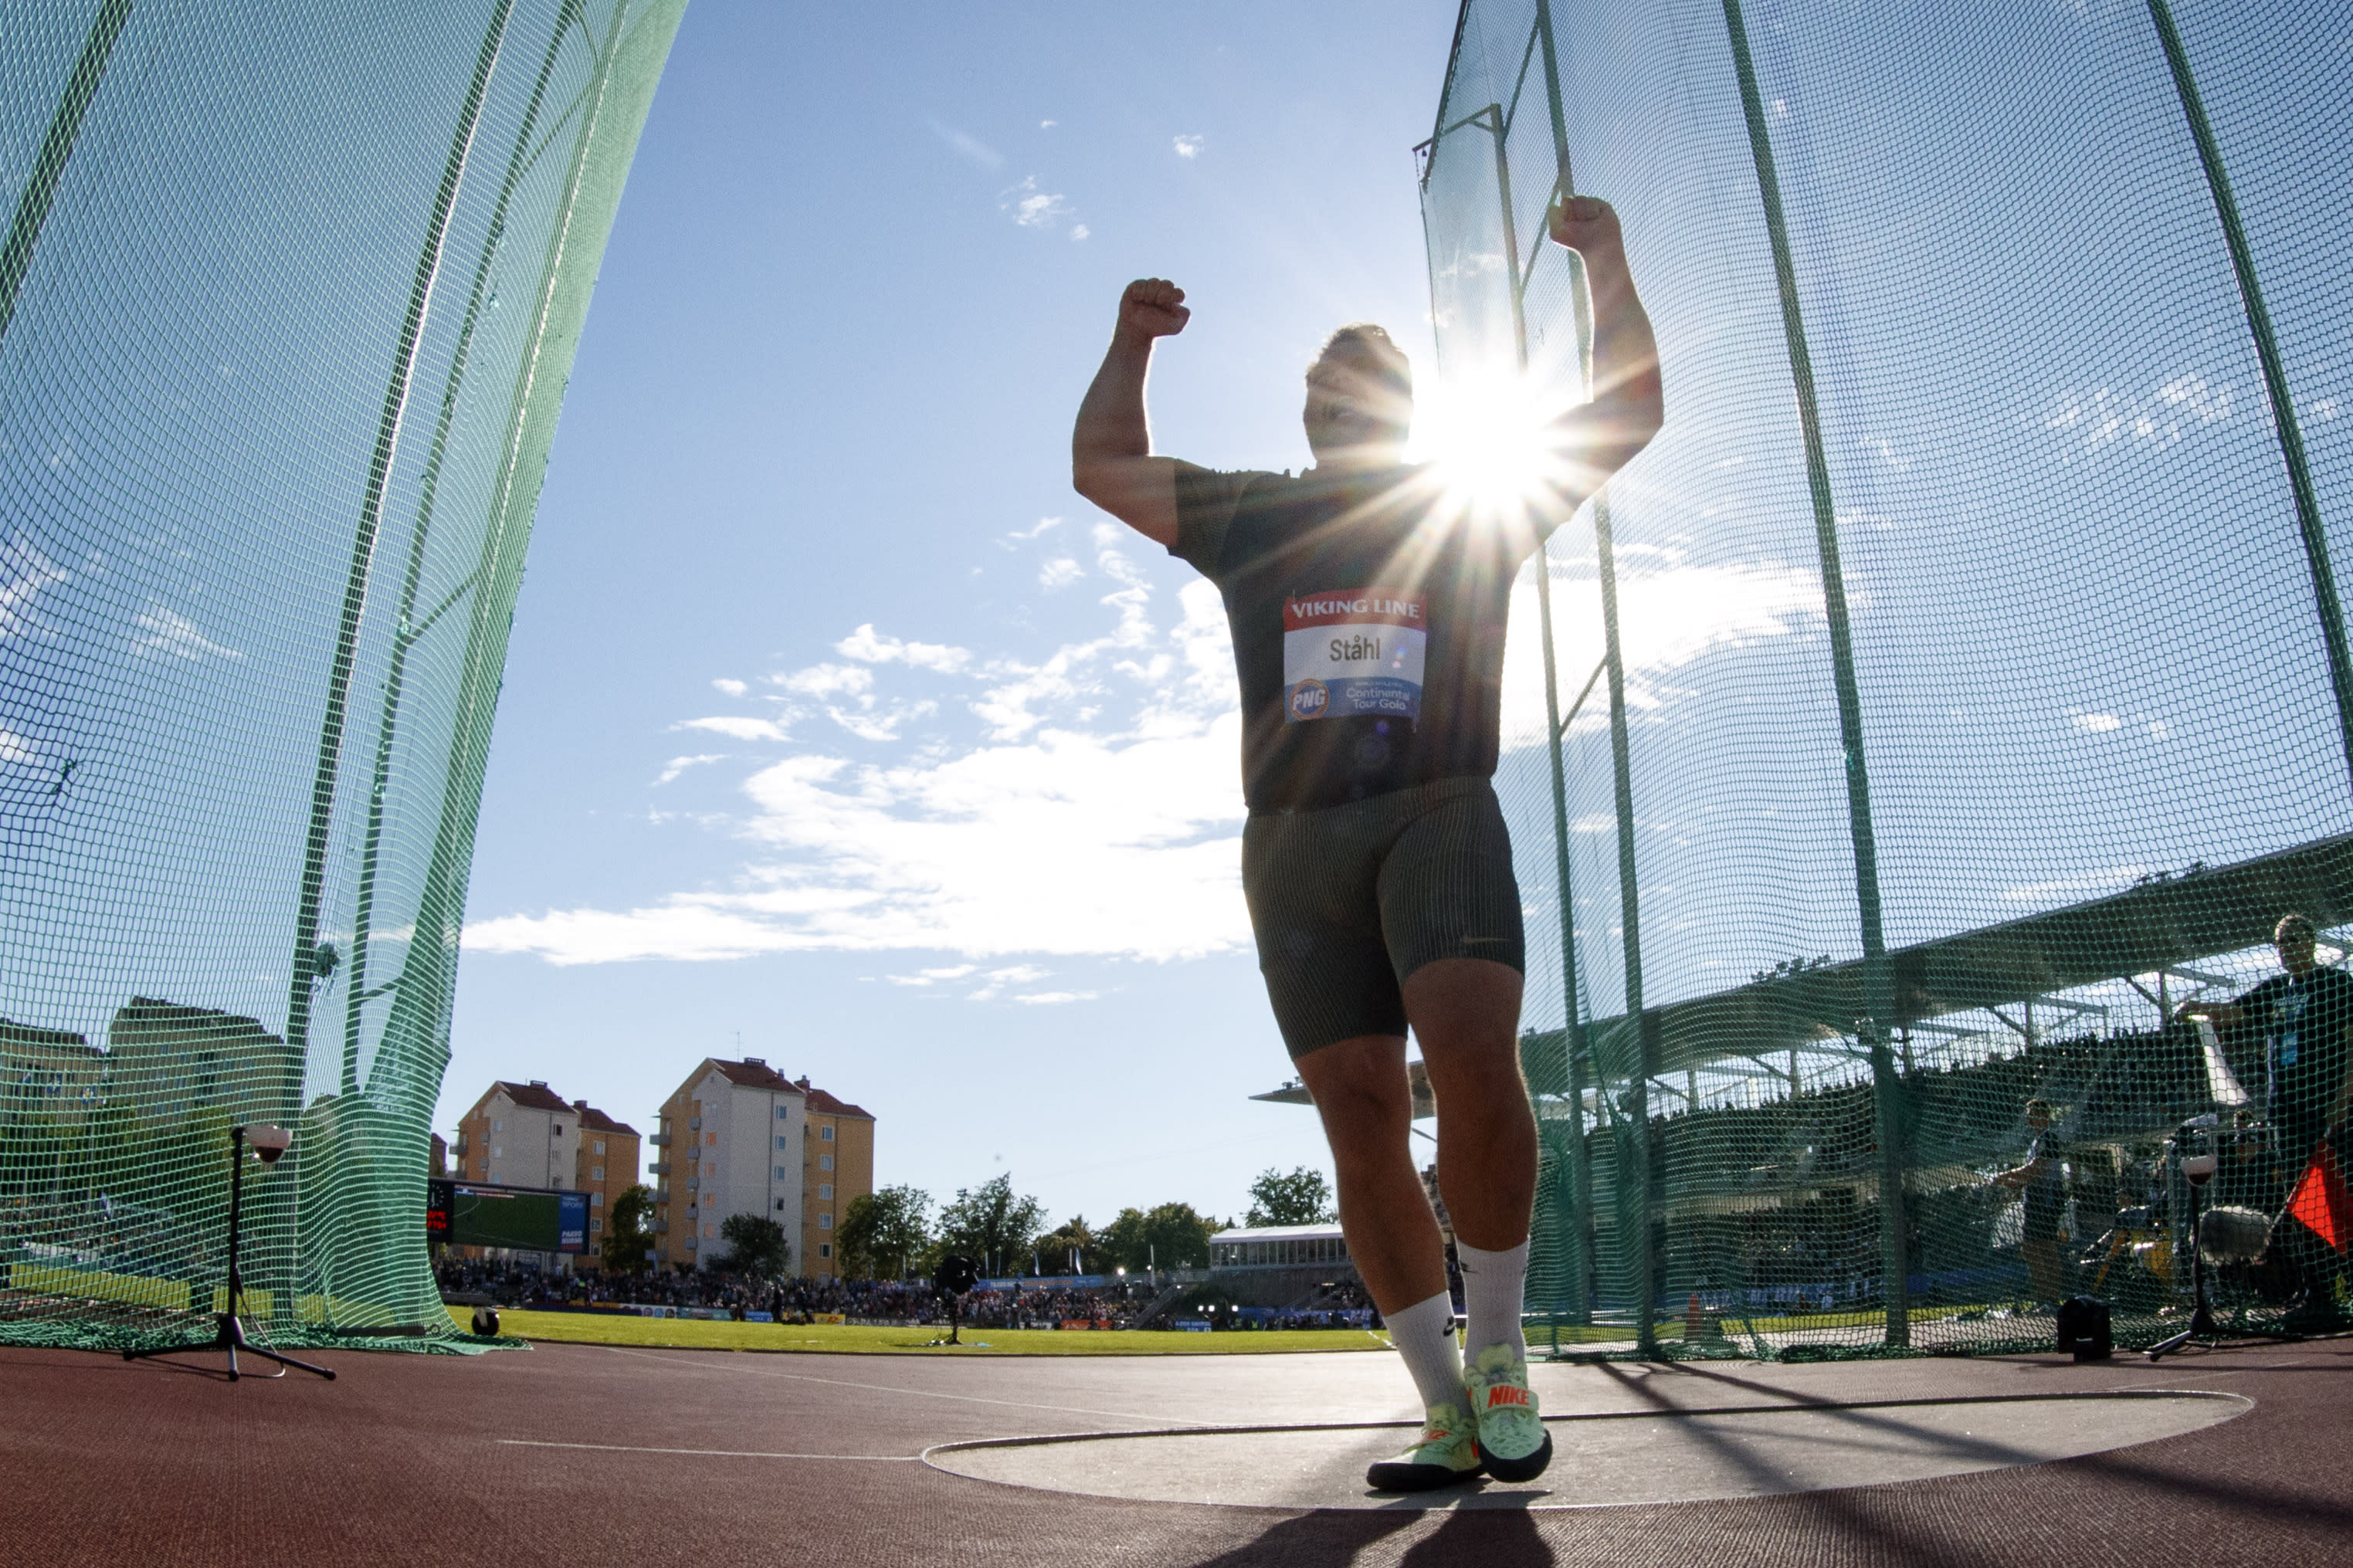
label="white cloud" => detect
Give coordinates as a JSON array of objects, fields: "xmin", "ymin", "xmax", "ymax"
[
  {"xmin": 1012, "ymin": 991, "xmax": 1097, "ymax": 1005},
  {"xmin": 887, "ymin": 964, "xmax": 979, "ymax": 987},
  {"xmin": 131, "ymin": 605, "xmax": 241, "ymax": 662},
  {"xmin": 1500, "ymin": 549, "xmax": 1823, "ymax": 748},
  {"xmin": 655, "ymin": 754, "xmax": 725, "ymax": 785},
  {"xmin": 1070, "ymin": 225, "xmax": 1090, "ymax": 242},
  {"xmin": 1008, "ymin": 516, "xmax": 1063, "ymax": 541},
  {"xmin": 825, "ymin": 699, "xmax": 936, "ymax": 742},
  {"xmin": 711, "ymin": 678, "xmax": 747, "ymax": 697},
  {"xmin": 0, "ymin": 726, "xmax": 33, "ymax": 764},
  {"xmin": 2071, "ymin": 713, "xmax": 2123, "ymax": 733},
  {"xmin": 1039, "ymin": 557, "xmax": 1083, "ymax": 590},
  {"xmin": 929, "ymin": 118, "xmax": 1002, "ymax": 170},
  {"xmin": 2046, "ymin": 373, "xmax": 2239, "ymax": 458},
  {"xmin": 836, "ymin": 623, "xmax": 971, "ymax": 674},
  {"xmin": 1172, "ymin": 135, "xmax": 1202, "ymax": 158},
  {"xmin": 467, "ymin": 573, "xmax": 1249, "ymax": 967},
  {"xmin": 677, "ymin": 715, "xmax": 792, "ymax": 742},
  {"xmin": 1039, "ymin": 119, "xmax": 1058, "ymax": 130},
  {"xmin": 0, "ymin": 533, "xmax": 66, "ymax": 641},
  {"xmin": 775, "ymin": 662, "xmax": 874, "ymax": 699},
  {"xmin": 1001, "ymin": 175, "xmax": 1075, "ymax": 232}
]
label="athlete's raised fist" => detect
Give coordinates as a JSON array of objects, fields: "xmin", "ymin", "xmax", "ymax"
[
  {"xmin": 1117, "ymin": 277, "xmax": 1191, "ymax": 341},
  {"xmin": 1548, "ymin": 194, "xmax": 1625, "ymax": 257}
]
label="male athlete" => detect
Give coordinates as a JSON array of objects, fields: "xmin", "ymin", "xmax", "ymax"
[{"xmin": 1072, "ymin": 195, "xmax": 1660, "ymax": 1490}]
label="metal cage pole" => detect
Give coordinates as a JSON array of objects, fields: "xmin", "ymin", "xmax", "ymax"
[
  {"xmin": 285, "ymin": 0, "xmax": 517, "ymax": 1076},
  {"xmin": 1721, "ymin": 0, "xmax": 1907, "ymax": 1345},
  {"xmin": 0, "ymin": 0, "xmax": 133, "ymax": 351},
  {"xmin": 2144, "ymin": 0, "xmax": 2353, "ymax": 791}
]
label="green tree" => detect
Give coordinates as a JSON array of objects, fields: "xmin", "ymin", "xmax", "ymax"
[
  {"xmin": 934, "ymin": 1173, "xmax": 1046, "ymax": 1275},
  {"xmin": 718, "ymin": 1211, "xmax": 790, "ymax": 1278},
  {"xmin": 1245, "ymin": 1166, "xmax": 1335, "ymax": 1227},
  {"xmin": 601, "ymin": 1184, "xmax": 656, "ymax": 1273},
  {"xmin": 836, "ymin": 1184, "xmax": 931, "ymax": 1280},
  {"xmin": 1099, "ymin": 1202, "xmax": 1218, "ymax": 1273},
  {"xmin": 1036, "ymin": 1214, "xmax": 1097, "ymax": 1274}
]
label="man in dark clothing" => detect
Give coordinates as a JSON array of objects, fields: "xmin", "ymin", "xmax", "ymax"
[
  {"xmin": 2183, "ymin": 913, "xmax": 2353, "ymax": 1320},
  {"xmin": 1070, "ymin": 195, "xmax": 1660, "ymax": 1487}
]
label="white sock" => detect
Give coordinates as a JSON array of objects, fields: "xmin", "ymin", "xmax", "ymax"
[
  {"xmin": 1386, "ymin": 1291, "xmax": 1466, "ymax": 1413},
  {"xmin": 1455, "ymin": 1238, "xmax": 1530, "ymax": 1365}
]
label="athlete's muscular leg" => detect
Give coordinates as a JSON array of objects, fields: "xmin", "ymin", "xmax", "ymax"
[
  {"xmin": 1296, "ymin": 1034, "xmax": 1448, "ymax": 1313},
  {"xmin": 1405, "ymin": 957, "xmax": 1536, "ymax": 1251}
]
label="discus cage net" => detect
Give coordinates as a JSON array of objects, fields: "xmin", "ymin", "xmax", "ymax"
[
  {"xmin": 0, "ymin": 0, "xmax": 684, "ymax": 1352},
  {"xmin": 1422, "ymin": 0, "xmax": 2353, "ymax": 1356}
]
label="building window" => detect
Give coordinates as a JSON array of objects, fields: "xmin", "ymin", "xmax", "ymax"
[
  {"xmin": 818, "ymin": 1184, "xmax": 832, "ymax": 1201},
  {"xmin": 776, "ymin": 1106, "xmax": 788, "ymax": 1120},
  {"xmin": 771, "ymin": 1165, "xmax": 785, "ymax": 1180},
  {"xmin": 820, "ymin": 1126, "xmax": 834, "ymax": 1142},
  {"xmin": 775, "ymin": 1135, "xmax": 788, "ymax": 1150},
  {"xmin": 591, "ymin": 1192, "xmax": 602, "ymax": 1206},
  {"xmin": 819, "ymin": 1154, "xmax": 833, "ymax": 1173},
  {"xmin": 591, "ymin": 1217, "xmax": 602, "ymax": 1233},
  {"xmin": 491, "ymin": 1145, "xmax": 502, "ymax": 1158},
  {"xmin": 819, "ymin": 1213, "xmax": 832, "ymax": 1230},
  {"xmin": 704, "ymin": 1132, "xmax": 717, "ymax": 1146},
  {"xmin": 593, "ymin": 1140, "xmax": 605, "ymax": 1155},
  {"xmin": 703, "ymin": 1224, "xmax": 714, "ymax": 1238},
  {"xmin": 819, "ymin": 1243, "xmax": 832, "ymax": 1260},
  {"xmin": 553, "ymin": 1123, "xmax": 564, "ymax": 1136},
  {"xmin": 590, "ymin": 1166, "xmax": 603, "ymax": 1181},
  {"xmin": 493, "ymin": 1119, "xmax": 503, "ymax": 1132},
  {"xmin": 775, "ymin": 1199, "xmax": 786, "ymax": 1211}
]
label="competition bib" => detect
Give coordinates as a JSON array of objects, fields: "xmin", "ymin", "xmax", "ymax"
[{"xmin": 1282, "ymin": 588, "xmax": 1426, "ymax": 723}]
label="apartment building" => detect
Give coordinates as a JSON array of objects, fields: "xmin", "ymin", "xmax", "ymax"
[
  {"xmin": 454, "ymin": 1081, "xmax": 578, "ymax": 1191},
  {"xmin": 571, "ymin": 1100, "xmax": 640, "ymax": 1266},
  {"xmin": 653, "ymin": 1058, "xmax": 805, "ymax": 1271},
  {"xmin": 800, "ymin": 1084, "xmax": 873, "ymax": 1278}
]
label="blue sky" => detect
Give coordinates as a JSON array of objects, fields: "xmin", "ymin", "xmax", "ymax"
[{"xmin": 441, "ymin": 2, "xmax": 1464, "ymax": 1225}]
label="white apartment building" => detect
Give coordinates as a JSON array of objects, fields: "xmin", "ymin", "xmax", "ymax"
[
  {"xmin": 653, "ymin": 1058, "xmax": 806, "ymax": 1271},
  {"xmin": 455, "ymin": 1080, "xmax": 579, "ymax": 1193}
]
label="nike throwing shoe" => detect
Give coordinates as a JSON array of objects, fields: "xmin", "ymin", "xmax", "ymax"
[
  {"xmin": 1365, "ymin": 1401, "xmax": 1485, "ymax": 1492},
  {"xmin": 1462, "ymin": 1343, "xmax": 1552, "ymax": 1482}
]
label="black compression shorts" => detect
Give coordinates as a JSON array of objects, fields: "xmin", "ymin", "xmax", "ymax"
[{"xmin": 1240, "ymin": 776, "xmax": 1524, "ymax": 1059}]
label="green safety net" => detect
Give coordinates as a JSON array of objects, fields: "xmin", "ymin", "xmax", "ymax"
[
  {"xmin": 0, "ymin": 0, "xmax": 684, "ymax": 1353},
  {"xmin": 1422, "ymin": 0, "xmax": 2353, "ymax": 1356}
]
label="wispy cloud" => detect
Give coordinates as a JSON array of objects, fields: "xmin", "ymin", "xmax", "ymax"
[
  {"xmin": 676, "ymin": 715, "xmax": 792, "ymax": 742},
  {"xmin": 131, "ymin": 605, "xmax": 241, "ymax": 662},
  {"xmin": 929, "ymin": 117, "xmax": 1002, "ymax": 170},
  {"xmin": 467, "ymin": 557, "xmax": 1249, "ymax": 967},
  {"xmin": 1172, "ymin": 134, "xmax": 1202, "ymax": 158},
  {"xmin": 655, "ymin": 754, "xmax": 725, "ymax": 785},
  {"xmin": 1039, "ymin": 557, "xmax": 1083, "ymax": 590},
  {"xmin": 2002, "ymin": 866, "xmax": 2154, "ymax": 903},
  {"xmin": 0, "ymin": 534, "xmax": 66, "ymax": 641},
  {"xmin": 711, "ymin": 678, "xmax": 747, "ymax": 697},
  {"xmin": 1002, "ymin": 175, "xmax": 1070, "ymax": 229},
  {"xmin": 0, "ymin": 726, "xmax": 34, "ymax": 764},
  {"xmin": 1012, "ymin": 991, "xmax": 1097, "ymax": 1005}
]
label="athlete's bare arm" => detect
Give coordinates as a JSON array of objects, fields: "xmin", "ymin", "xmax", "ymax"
[
  {"xmin": 1072, "ymin": 278, "xmax": 1192, "ymax": 547},
  {"xmin": 1544, "ymin": 196, "xmax": 1664, "ymax": 493}
]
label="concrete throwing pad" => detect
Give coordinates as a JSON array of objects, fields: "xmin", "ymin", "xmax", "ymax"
[{"xmin": 924, "ymin": 1391, "xmax": 2249, "ymax": 1511}]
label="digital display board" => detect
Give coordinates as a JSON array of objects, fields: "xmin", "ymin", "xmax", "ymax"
[{"xmin": 426, "ymin": 1179, "xmax": 588, "ymax": 1254}]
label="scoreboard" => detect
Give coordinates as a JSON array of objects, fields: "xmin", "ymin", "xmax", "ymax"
[{"xmin": 426, "ymin": 1180, "xmax": 589, "ymax": 1254}]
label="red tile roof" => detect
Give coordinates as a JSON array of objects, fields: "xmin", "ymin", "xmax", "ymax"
[
  {"xmin": 491, "ymin": 1080, "xmax": 573, "ymax": 1114},
  {"xmin": 803, "ymin": 1087, "xmax": 873, "ymax": 1120},
  {"xmin": 710, "ymin": 1058, "xmax": 802, "ymax": 1093},
  {"xmin": 571, "ymin": 1100, "xmax": 639, "ymax": 1137}
]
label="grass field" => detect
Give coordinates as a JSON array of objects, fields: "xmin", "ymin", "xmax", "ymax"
[{"xmin": 453, "ymin": 1306, "xmax": 1395, "ymax": 1356}]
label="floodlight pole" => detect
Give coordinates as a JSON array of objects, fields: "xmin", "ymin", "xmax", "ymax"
[
  {"xmin": 2144, "ymin": 0, "xmax": 2353, "ymax": 791},
  {"xmin": 1721, "ymin": 0, "xmax": 1907, "ymax": 1344}
]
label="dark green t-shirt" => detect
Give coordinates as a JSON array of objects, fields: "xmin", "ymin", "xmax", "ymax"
[
  {"xmin": 1170, "ymin": 462, "xmax": 1548, "ymax": 812},
  {"xmin": 2234, "ymin": 966, "xmax": 2353, "ymax": 1136}
]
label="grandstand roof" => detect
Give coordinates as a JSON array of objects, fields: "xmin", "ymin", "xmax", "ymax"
[
  {"xmin": 1210, "ymin": 1224, "xmax": 1347, "ymax": 1243},
  {"xmin": 1254, "ymin": 831, "xmax": 2353, "ymax": 1103}
]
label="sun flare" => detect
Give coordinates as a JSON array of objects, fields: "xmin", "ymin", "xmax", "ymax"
[{"xmin": 1412, "ymin": 371, "xmax": 1570, "ymax": 516}]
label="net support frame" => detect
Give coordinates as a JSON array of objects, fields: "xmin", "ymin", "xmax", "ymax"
[
  {"xmin": 0, "ymin": 0, "xmax": 130, "ymax": 351},
  {"xmin": 2143, "ymin": 0, "xmax": 2353, "ymax": 797},
  {"xmin": 1719, "ymin": 0, "xmax": 1908, "ymax": 1346}
]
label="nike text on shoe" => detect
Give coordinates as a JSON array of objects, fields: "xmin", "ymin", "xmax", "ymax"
[
  {"xmin": 1365, "ymin": 1402, "xmax": 1485, "ymax": 1493},
  {"xmin": 1463, "ymin": 1343, "xmax": 1552, "ymax": 1483}
]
